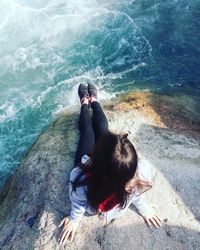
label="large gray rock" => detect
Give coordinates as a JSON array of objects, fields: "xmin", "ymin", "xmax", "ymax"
[{"xmin": 0, "ymin": 91, "xmax": 200, "ymax": 249}]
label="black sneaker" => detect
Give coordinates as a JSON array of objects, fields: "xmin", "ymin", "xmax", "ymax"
[
  {"xmin": 78, "ymin": 84, "xmax": 89, "ymax": 103},
  {"xmin": 88, "ymin": 83, "xmax": 98, "ymax": 99}
]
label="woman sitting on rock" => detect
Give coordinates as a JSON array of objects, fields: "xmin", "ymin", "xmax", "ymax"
[{"xmin": 59, "ymin": 83, "xmax": 162, "ymax": 243}]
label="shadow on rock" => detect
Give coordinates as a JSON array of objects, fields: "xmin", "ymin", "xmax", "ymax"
[
  {"xmin": 0, "ymin": 113, "xmax": 79, "ymax": 249},
  {"xmin": 78, "ymin": 221, "xmax": 200, "ymax": 250}
]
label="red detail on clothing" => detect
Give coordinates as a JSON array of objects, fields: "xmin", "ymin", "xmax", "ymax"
[
  {"xmin": 85, "ymin": 172, "xmax": 92, "ymax": 178},
  {"xmin": 98, "ymin": 193, "xmax": 119, "ymax": 212},
  {"xmin": 85, "ymin": 171, "xmax": 119, "ymax": 212}
]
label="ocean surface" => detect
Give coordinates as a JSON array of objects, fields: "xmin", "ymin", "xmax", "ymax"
[{"xmin": 0, "ymin": 0, "xmax": 200, "ymax": 189}]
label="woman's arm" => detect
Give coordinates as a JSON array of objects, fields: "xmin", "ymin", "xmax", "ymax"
[
  {"xmin": 59, "ymin": 168, "xmax": 88, "ymax": 243},
  {"xmin": 69, "ymin": 184, "xmax": 87, "ymax": 223},
  {"xmin": 133, "ymin": 158, "xmax": 162, "ymax": 228}
]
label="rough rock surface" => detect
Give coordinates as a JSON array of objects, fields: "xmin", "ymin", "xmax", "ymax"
[{"xmin": 0, "ymin": 91, "xmax": 200, "ymax": 250}]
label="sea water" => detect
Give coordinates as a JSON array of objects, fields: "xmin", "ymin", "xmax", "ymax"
[{"xmin": 0, "ymin": 0, "xmax": 200, "ymax": 189}]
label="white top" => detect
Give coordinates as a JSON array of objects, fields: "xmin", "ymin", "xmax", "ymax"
[{"xmin": 69, "ymin": 155, "xmax": 156, "ymax": 224}]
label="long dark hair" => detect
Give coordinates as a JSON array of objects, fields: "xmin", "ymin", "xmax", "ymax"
[{"xmin": 72, "ymin": 132, "xmax": 138, "ymax": 211}]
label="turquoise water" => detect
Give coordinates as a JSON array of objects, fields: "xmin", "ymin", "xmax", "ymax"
[{"xmin": 0, "ymin": 0, "xmax": 200, "ymax": 189}]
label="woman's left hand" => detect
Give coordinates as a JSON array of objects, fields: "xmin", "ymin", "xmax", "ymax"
[
  {"xmin": 143, "ymin": 211, "xmax": 162, "ymax": 228},
  {"xmin": 58, "ymin": 217, "xmax": 78, "ymax": 243}
]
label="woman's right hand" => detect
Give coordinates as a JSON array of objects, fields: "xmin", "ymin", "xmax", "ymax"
[{"xmin": 58, "ymin": 217, "xmax": 78, "ymax": 243}]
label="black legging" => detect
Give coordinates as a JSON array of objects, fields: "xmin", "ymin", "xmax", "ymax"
[{"xmin": 74, "ymin": 101, "xmax": 109, "ymax": 165}]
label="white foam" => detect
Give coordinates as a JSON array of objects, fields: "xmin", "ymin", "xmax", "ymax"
[{"xmin": 0, "ymin": 102, "xmax": 17, "ymax": 123}]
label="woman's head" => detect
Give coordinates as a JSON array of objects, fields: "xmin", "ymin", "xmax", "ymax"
[
  {"xmin": 88, "ymin": 131, "xmax": 138, "ymax": 210},
  {"xmin": 92, "ymin": 132, "xmax": 137, "ymax": 185}
]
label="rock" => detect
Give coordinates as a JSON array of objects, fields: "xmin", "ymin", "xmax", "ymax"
[{"xmin": 0, "ymin": 91, "xmax": 200, "ymax": 249}]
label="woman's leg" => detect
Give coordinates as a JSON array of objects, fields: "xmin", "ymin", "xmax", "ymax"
[
  {"xmin": 91, "ymin": 101, "xmax": 109, "ymax": 141},
  {"xmin": 74, "ymin": 104, "xmax": 95, "ymax": 165}
]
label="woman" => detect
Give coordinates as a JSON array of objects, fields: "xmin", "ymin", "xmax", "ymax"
[{"xmin": 59, "ymin": 83, "xmax": 162, "ymax": 243}]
